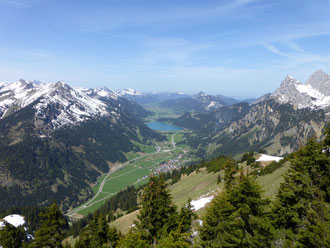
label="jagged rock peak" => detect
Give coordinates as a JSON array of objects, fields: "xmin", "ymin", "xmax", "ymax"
[
  {"xmin": 273, "ymin": 75, "xmax": 302, "ymax": 97},
  {"xmin": 272, "ymin": 70, "xmax": 330, "ymax": 109},
  {"xmin": 306, "ymin": 69, "xmax": 330, "ymax": 96}
]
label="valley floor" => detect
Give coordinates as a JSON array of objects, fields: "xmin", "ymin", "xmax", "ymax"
[{"xmin": 66, "ymin": 131, "xmax": 196, "ymax": 218}]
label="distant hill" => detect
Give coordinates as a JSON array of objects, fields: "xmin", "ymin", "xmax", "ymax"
[{"xmin": 159, "ymin": 92, "xmax": 245, "ymax": 113}]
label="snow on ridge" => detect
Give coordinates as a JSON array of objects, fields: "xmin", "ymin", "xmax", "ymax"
[
  {"xmin": 191, "ymin": 195, "xmax": 214, "ymax": 211},
  {"xmin": 208, "ymin": 101, "xmax": 217, "ymax": 108},
  {"xmin": 272, "ymin": 72, "xmax": 330, "ymax": 109},
  {"xmin": 256, "ymin": 154, "xmax": 283, "ymax": 162},
  {"xmin": 33, "ymin": 83, "xmax": 109, "ymax": 129},
  {"xmin": 115, "ymin": 88, "xmax": 142, "ymax": 96},
  {"xmin": 0, "ymin": 80, "xmax": 111, "ymax": 128},
  {"xmin": 0, "ymin": 214, "xmax": 25, "ymax": 228}
]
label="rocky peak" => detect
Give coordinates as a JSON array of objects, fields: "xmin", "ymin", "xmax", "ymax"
[
  {"xmin": 306, "ymin": 69, "xmax": 330, "ymax": 96},
  {"xmin": 271, "ymin": 71, "xmax": 330, "ymax": 109},
  {"xmin": 274, "ymin": 75, "xmax": 302, "ymax": 95}
]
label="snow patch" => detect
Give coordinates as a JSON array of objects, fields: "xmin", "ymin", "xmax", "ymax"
[
  {"xmin": 256, "ymin": 154, "xmax": 283, "ymax": 162},
  {"xmin": 208, "ymin": 101, "xmax": 216, "ymax": 108},
  {"xmin": 0, "ymin": 214, "xmax": 25, "ymax": 228},
  {"xmin": 191, "ymin": 196, "xmax": 214, "ymax": 211}
]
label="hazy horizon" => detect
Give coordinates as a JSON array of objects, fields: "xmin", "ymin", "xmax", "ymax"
[{"xmin": 1, "ymin": 0, "xmax": 330, "ymax": 98}]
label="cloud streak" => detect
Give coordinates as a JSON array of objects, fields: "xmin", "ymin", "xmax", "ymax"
[{"xmin": 0, "ymin": 0, "xmax": 28, "ymax": 7}]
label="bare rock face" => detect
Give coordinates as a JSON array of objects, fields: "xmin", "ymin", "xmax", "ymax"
[
  {"xmin": 271, "ymin": 70, "xmax": 330, "ymax": 109},
  {"xmin": 305, "ymin": 69, "xmax": 330, "ymax": 96}
]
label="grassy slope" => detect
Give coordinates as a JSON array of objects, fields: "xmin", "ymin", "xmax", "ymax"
[
  {"xmin": 170, "ymin": 168, "xmax": 222, "ymax": 208},
  {"xmin": 256, "ymin": 161, "xmax": 291, "ymax": 199},
  {"xmin": 111, "ymin": 162, "xmax": 291, "ymax": 233}
]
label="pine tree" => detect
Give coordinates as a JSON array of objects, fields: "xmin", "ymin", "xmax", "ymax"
[
  {"xmin": 223, "ymin": 159, "xmax": 236, "ymax": 190},
  {"xmin": 272, "ymin": 138, "xmax": 329, "ymax": 227},
  {"xmin": 135, "ymin": 176, "xmax": 178, "ymax": 243},
  {"xmin": 117, "ymin": 230, "xmax": 150, "ymax": 248},
  {"xmin": 296, "ymin": 197, "xmax": 330, "ymax": 248},
  {"xmin": 29, "ymin": 203, "xmax": 66, "ymax": 248},
  {"xmin": 216, "ymin": 175, "xmax": 222, "ymax": 184},
  {"xmin": 0, "ymin": 222, "xmax": 26, "ymax": 248},
  {"xmin": 199, "ymin": 176, "xmax": 274, "ymax": 247},
  {"xmin": 90, "ymin": 214, "xmax": 109, "ymax": 248},
  {"xmin": 108, "ymin": 226, "xmax": 120, "ymax": 248},
  {"xmin": 156, "ymin": 228, "xmax": 191, "ymax": 248},
  {"xmin": 178, "ymin": 199, "xmax": 196, "ymax": 233},
  {"xmin": 272, "ymin": 136, "xmax": 330, "ymax": 244}
]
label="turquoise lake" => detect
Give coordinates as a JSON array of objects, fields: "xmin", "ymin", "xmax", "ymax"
[{"xmin": 146, "ymin": 121, "xmax": 183, "ymax": 131}]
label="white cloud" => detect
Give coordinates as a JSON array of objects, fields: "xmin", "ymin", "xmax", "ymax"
[{"xmin": 263, "ymin": 43, "xmax": 293, "ymax": 58}]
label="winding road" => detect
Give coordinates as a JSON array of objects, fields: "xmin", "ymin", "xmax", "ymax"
[{"xmin": 66, "ymin": 131, "xmax": 182, "ymax": 218}]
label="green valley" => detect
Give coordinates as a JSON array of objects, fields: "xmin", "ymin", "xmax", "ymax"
[{"xmin": 66, "ymin": 130, "xmax": 197, "ymax": 218}]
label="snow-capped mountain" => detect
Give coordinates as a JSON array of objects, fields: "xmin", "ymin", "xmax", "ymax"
[
  {"xmin": 0, "ymin": 79, "xmax": 163, "ymax": 211},
  {"xmin": 79, "ymin": 87, "xmax": 119, "ymax": 100},
  {"xmin": 115, "ymin": 88, "xmax": 142, "ymax": 96},
  {"xmin": 170, "ymin": 70, "xmax": 329, "ymax": 157},
  {"xmin": 0, "ymin": 80, "xmax": 121, "ymax": 130},
  {"xmin": 192, "ymin": 91, "xmax": 227, "ymax": 111},
  {"xmin": 271, "ymin": 70, "xmax": 330, "ymax": 109}
]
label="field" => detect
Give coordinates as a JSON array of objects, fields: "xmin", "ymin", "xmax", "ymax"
[
  {"xmin": 66, "ymin": 131, "xmax": 195, "ymax": 217},
  {"xmin": 143, "ymin": 105, "xmax": 181, "ymax": 121},
  {"xmin": 256, "ymin": 161, "xmax": 291, "ymax": 198}
]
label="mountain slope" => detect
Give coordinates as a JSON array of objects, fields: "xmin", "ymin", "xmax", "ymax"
[
  {"xmin": 178, "ymin": 70, "xmax": 329, "ymax": 157},
  {"xmin": 271, "ymin": 70, "xmax": 330, "ymax": 109},
  {"xmin": 160, "ymin": 92, "xmax": 231, "ymax": 113},
  {"xmin": 116, "ymin": 90, "xmax": 190, "ymax": 106},
  {"xmin": 0, "ymin": 80, "xmax": 163, "ymax": 211},
  {"xmin": 160, "ymin": 102, "xmax": 251, "ymax": 132}
]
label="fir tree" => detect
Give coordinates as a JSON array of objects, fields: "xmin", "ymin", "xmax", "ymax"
[
  {"xmin": 135, "ymin": 176, "xmax": 178, "ymax": 243},
  {"xmin": 156, "ymin": 228, "xmax": 191, "ymax": 248},
  {"xmin": 108, "ymin": 226, "xmax": 120, "ymax": 248},
  {"xmin": 199, "ymin": 176, "xmax": 274, "ymax": 247},
  {"xmin": 272, "ymin": 138, "xmax": 329, "ymax": 227},
  {"xmin": 0, "ymin": 222, "xmax": 26, "ymax": 248},
  {"xmin": 272, "ymin": 136, "xmax": 330, "ymax": 245},
  {"xmin": 178, "ymin": 199, "xmax": 196, "ymax": 233},
  {"xmin": 223, "ymin": 159, "xmax": 236, "ymax": 190},
  {"xmin": 29, "ymin": 203, "xmax": 66, "ymax": 248},
  {"xmin": 90, "ymin": 214, "xmax": 109, "ymax": 248},
  {"xmin": 117, "ymin": 230, "xmax": 150, "ymax": 248}
]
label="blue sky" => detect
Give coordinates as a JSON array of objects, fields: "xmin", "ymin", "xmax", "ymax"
[{"xmin": 1, "ymin": 0, "xmax": 330, "ymax": 98}]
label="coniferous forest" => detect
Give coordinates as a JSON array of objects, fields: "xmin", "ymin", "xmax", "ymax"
[{"xmin": 0, "ymin": 127, "xmax": 329, "ymax": 247}]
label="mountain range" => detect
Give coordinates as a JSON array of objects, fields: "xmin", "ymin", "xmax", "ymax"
[
  {"xmin": 167, "ymin": 70, "xmax": 329, "ymax": 157},
  {"xmin": 0, "ymin": 80, "xmax": 162, "ymax": 211},
  {"xmin": 0, "ymin": 69, "xmax": 329, "ymax": 212}
]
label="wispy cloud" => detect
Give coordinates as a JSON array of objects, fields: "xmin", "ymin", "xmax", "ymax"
[
  {"xmin": 262, "ymin": 43, "xmax": 293, "ymax": 58},
  {"xmin": 0, "ymin": 0, "xmax": 28, "ymax": 7}
]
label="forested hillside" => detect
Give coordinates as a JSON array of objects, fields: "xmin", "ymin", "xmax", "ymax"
[
  {"xmin": 0, "ymin": 81, "xmax": 164, "ymax": 212},
  {"xmin": 1, "ymin": 127, "xmax": 328, "ymax": 247}
]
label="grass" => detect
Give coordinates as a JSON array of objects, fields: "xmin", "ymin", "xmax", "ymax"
[
  {"xmin": 109, "ymin": 161, "xmax": 292, "ymax": 233},
  {"xmin": 132, "ymin": 141, "xmax": 156, "ymax": 153},
  {"xmin": 111, "ymin": 210, "xmax": 140, "ymax": 234},
  {"xmin": 125, "ymin": 152, "xmax": 141, "ymax": 160},
  {"xmin": 110, "ymin": 168, "xmax": 221, "ymax": 232},
  {"xmin": 174, "ymin": 133, "xmax": 184, "ymax": 143},
  {"xmin": 70, "ymin": 130, "xmax": 194, "ymax": 217},
  {"xmin": 170, "ymin": 168, "xmax": 221, "ymax": 209},
  {"xmin": 143, "ymin": 105, "xmax": 180, "ymax": 121},
  {"xmin": 75, "ymin": 152, "xmax": 172, "ymax": 216},
  {"xmin": 256, "ymin": 161, "xmax": 291, "ymax": 199}
]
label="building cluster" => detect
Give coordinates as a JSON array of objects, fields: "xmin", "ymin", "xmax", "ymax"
[{"xmin": 153, "ymin": 153, "xmax": 191, "ymax": 174}]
